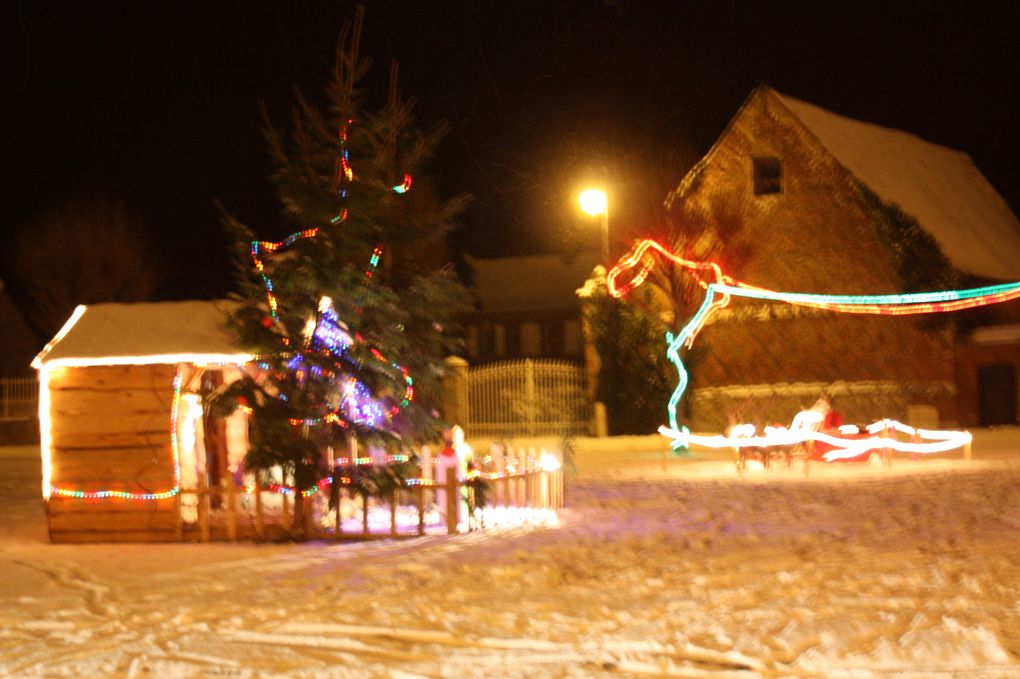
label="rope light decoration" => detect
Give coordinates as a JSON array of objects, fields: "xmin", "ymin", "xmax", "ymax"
[{"xmin": 607, "ymin": 239, "xmax": 1020, "ymax": 452}]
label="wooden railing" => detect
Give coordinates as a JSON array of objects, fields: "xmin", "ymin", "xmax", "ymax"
[{"xmin": 177, "ymin": 464, "xmax": 564, "ymax": 543}]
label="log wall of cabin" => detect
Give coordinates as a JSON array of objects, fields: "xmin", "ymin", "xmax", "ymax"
[{"xmin": 45, "ymin": 363, "xmax": 180, "ymax": 543}]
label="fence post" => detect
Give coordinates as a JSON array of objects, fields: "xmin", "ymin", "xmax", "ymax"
[
  {"xmin": 443, "ymin": 356, "xmax": 470, "ymax": 427},
  {"xmin": 198, "ymin": 474, "xmax": 210, "ymax": 543},
  {"xmin": 446, "ymin": 466, "xmax": 459, "ymax": 534},
  {"xmin": 254, "ymin": 480, "xmax": 265, "ymax": 539},
  {"xmin": 334, "ymin": 485, "xmax": 343, "ymax": 536},
  {"xmin": 390, "ymin": 487, "xmax": 398, "ymax": 537},
  {"xmin": 420, "ymin": 444, "xmax": 433, "ymax": 483},
  {"xmin": 362, "ymin": 494, "xmax": 369, "ymax": 535},
  {"xmin": 174, "ymin": 489, "xmax": 183, "ymax": 542},
  {"xmin": 416, "ymin": 485, "xmax": 425, "ymax": 536},
  {"xmin": 226, "ymin": 478, "xmax": 237, "ymax": 541},
  {"xmin": 525, "ymin": 359, "xmax": 536, "ymax": 436}
]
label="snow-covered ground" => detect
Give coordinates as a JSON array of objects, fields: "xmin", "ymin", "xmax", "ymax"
[{"xmin": 1, "ymin": 429, "xmax": 1019, "ymax": 677}]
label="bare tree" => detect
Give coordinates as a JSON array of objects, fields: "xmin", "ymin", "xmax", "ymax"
[{"xmin": 6, "ymin": 196, "xmax": 164, "ymax": 341}]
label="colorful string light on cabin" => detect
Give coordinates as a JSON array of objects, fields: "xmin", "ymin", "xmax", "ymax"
[
  {"xmin": 47, "ymin": 366, "xmax": 184, "ymax": 500},
  {"xmin": 607, "ymin": 238, "xmax": 1020, "ymax": 446}
]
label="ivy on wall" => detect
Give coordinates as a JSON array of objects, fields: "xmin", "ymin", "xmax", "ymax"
[
  {"xmin": 856, "ymin": 182, "xmax": 960, "ymax": 294},
  {"xmin": 857, "ymin": 182, "xmax": 961, "ymax": 330}
]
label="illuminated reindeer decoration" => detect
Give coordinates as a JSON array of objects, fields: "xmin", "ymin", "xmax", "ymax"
[{"xmin": 607, "ymin": 239, "xmax": 1020, "ymax": 459}]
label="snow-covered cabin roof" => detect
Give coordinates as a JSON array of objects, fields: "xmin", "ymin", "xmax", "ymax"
[
  {"xmin": 770, "ymin": 89, "xmax": 1020, "ymax": 281},
  {"xmin": 468, "ymin": 252, "xmax": 600, "ymax": 313},
  {"xmin": 33, "ymin": 300, "xmax": 249, "ymax": 368}
]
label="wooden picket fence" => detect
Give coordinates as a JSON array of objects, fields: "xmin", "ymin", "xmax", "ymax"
[{"xmin": 176, "ymin": 458, "xmax": 564, "ymax": 543}]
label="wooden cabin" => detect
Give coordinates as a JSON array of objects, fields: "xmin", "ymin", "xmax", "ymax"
[{"xmin": 33, "ymin": 300, "xmax": 251, "ymax": 543}]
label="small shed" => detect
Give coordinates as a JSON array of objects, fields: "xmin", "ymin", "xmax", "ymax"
[{"xmin": 33, "ymin": 300, "xmax": 251, "ymax": 543}]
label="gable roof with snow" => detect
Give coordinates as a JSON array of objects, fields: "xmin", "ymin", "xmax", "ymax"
[
  {"xmin": 769, "ymin": 89, "xmax": 1020, "ymax": 281},
  {"xmin": 33, "ymin": 300, "xmax": 249, "ymax": 368}
]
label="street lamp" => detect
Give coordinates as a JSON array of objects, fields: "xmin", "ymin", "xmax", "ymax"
[{"xmin": 578, "ymin": 187, "xmax": 609, "ymax": 263}]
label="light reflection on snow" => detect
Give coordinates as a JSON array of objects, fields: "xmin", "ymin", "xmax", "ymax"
[{"xmin": 315, "ymin": 500, "xmax": 560, "ymax": 536}]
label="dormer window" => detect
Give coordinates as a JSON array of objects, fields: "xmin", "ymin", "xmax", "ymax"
[{"xmin": 753, "ymin": 156, "xmax": 782, "ymax": 195}]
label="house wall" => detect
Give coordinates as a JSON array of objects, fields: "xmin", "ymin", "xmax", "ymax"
[
  {"xmin": 44, "ymin": 363, "xmax": 180, "ymax": 543},
  {"xmin": 465, "ymin": 310, "xmax": 585, "ymax": 364},
  {"xmin": 955, "ymin": 341, "xmax": 1020, "ymax": 426},
  {"xmin": 677, "ymin": 89, "xmax": 958, "ymax": 429}
]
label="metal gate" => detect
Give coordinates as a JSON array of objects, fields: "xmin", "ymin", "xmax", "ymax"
[{"xmin": 467, "ymin": 359, "xmax": 590, "ymax": 437}]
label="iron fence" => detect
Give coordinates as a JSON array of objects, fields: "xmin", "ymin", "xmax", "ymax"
[{"xmin": 467, "ymin": 359, "xmax": 590, "ymax": 437}]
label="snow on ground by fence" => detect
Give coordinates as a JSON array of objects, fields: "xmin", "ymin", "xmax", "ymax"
[{"xmin": 1, "ymin": 428, "xmax": 1019, "ymax": 676}]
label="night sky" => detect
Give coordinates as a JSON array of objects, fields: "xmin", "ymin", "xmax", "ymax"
[{"xmin": 7, "ymin": 1, "xmax": 1018, "ymax": 301}]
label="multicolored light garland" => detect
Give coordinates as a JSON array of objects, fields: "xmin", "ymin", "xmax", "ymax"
[
  {"xmin": 607, "ymin": 239, "xmax": 1020, "ymax": 447},
  {"xmin": 250, "ymin": 117, "xmax": 418, "ymax": 431}
]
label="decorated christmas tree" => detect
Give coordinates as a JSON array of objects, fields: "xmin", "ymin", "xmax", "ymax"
[{"xmin": 214, "ymin": 9, "xmax": 469, "ymax": 535}]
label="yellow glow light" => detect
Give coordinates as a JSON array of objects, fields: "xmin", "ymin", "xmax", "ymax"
[
  {"xmin": 38, "ymin": 366, "xmax": 53, "ymax": 499},
  {"xmin": 37, "ymin": 353, "xmax": 253, "ymax": 369},
  {"xmin": 578, "ymin": 188, "xmax": 607, "ymax": 216},
  {"xmin": 31, "ymin": 305, "xmax": 88, "ymax": 370},
  {"xmin": 539, "ymin": 451, "xmax": 562, "ymax": 472}
]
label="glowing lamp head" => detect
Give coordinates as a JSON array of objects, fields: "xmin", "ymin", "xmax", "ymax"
[{"xmin": 578, "ymin": 188, "xmax": 607, "ymax": 216}]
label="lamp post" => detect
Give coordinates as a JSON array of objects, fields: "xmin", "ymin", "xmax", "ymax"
[{"xmin": 578, "ymin": 187, "xmax": 609, "ymax": 263}]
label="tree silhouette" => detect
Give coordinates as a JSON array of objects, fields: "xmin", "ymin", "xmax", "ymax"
[{"xmin": 5, "ymin": 195, "xmax": 164, "ymax": 342}]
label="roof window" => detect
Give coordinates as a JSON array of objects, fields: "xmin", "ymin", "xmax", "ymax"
[{"xmin": 753, "ymin": 156, "xmax": 782, "ymax": 195}]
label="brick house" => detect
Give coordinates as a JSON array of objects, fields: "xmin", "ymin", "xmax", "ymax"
[
  {"xmin": 463, "ymin": 252, "xmax": 599, "ymax": 364},
  {"xmin": 665, "ymin": 86, "xmax": 1020, "ymax": 429}
]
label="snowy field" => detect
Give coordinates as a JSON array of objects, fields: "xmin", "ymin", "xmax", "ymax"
[{"xmin": 1, "ymin": 429, "xmax": 1019, "ymax": 677}]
